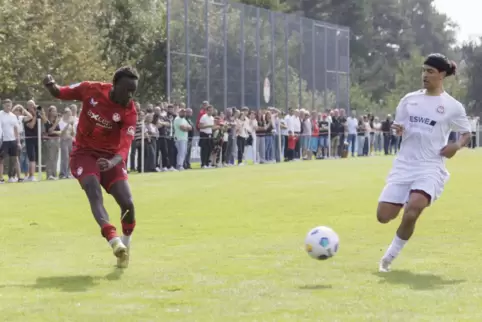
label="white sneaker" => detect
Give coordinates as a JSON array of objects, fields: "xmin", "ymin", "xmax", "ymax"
[
  {"xmin": 379, "ymin": 259, "xmax": 391, "ymax": 273},
  {"xmin": 8, "ymin": 177, "xmax": 18, "ymax": 183},
  {"xmin": 118, "ymin": 235, "xmax": 131, "ymax": 268}
]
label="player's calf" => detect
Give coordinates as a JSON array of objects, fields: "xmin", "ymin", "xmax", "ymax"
[
  {"xmin": 396, "ymin": 190, "xmax": 430, "ymax": 240},
  {"xmin": 377, "ymin": 202, "xmax": 403, "ymax": 224}
]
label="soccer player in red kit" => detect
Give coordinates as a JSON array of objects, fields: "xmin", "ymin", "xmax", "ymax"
[{"xmin": 43, "ymin": 67, "xmax": 139, "ymax": 268}]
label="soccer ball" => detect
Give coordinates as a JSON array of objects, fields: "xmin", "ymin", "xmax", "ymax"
[{"xmin": 304, "ymin": 226, "xmax": 339, "ymax": 260}]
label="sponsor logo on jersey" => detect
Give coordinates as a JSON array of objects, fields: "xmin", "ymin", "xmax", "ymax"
[
  {"xmin": 87, "ymin": 109, "xmax": 113, "ymax": 129},
  {"xmin": 409, "ymin": 115, "xmax": 436, "ymax": 133}
]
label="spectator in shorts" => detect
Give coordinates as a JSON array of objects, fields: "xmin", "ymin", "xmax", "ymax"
[
  {"xmin": 309, "ymin": 111, "xmax": 319, "ymax": 160},
  {"xmin": 24, "ymin": 101, "xmax": 43, "ymax": 181},
  {"xmin": 13, "ymin": 105, "xmax": 32, "ymax": 179},
  {"xmin": 0, "ymin": 99, "xmax": 24, "ymax": 183}
]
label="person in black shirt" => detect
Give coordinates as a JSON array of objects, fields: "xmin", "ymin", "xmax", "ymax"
[
  {"xmin": 329, "ymin": 114, "xmax": 340, "ymax": 158},
  {"xmin": 318, "ymin": 114, "xmax": 330, "ymax": 158},
  {"xmin": 381, "ymin": 114, "xmax": 393, "ymax": 155},
  {"xmin": 184, "ymin": 108, "xmax": 194, "ymax": 169}
]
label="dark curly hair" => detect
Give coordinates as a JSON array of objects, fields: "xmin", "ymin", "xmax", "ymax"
[{"xmin": 112, "ymin": 66, "xmax": 139, "ymax": 85}]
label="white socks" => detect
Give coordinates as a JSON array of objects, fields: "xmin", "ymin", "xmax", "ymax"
[
  {"xmin": 108, "ymin": 236, "xmax": 121, "ymax": 246},
  {"xmin": 382, "ymin": 235, "xmax": 407, "ymax": 263}
]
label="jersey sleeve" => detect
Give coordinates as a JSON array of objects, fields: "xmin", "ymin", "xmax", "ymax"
[
  {"xmin": 117, "ymin": 109, "xmax": 138, "ymax": 162},
  {"xmin": 57, "ymin": 81, "xmax": 90, "ymax": 101},
  {"xmin": 450, "ymin": 103, "xmax": 471, "ymax": 133},
  {"xmin": 394, "ymin": 96, "xmax": 408, "ymax": 125}
]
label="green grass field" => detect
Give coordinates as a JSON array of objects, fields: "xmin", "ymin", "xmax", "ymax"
[{"xmin": 1, "ymin": 150, "xmax": 482, "ymax": 321}]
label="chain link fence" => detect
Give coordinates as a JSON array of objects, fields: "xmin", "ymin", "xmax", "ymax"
[{"xmin": 167, "ymin": 0, "xmax": 350, "ymax": 113}]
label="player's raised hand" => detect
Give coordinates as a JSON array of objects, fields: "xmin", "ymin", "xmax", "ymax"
[
  {"xmin": 43, "ymin": 75, "xmax": 55, "ymax": 86},
  {"xmin": 391, "ymin": 123, "xmax": 404, "ymax": 136},
  {"xmin": 97, "ymin": 158, "xmax": 115, "ymax": 172},
  {"xmin": 440, "ymin": 142, "xmax": 461, "ymax": 159}
]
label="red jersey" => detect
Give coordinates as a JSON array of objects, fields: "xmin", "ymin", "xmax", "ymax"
[
  {"xmin": 196, "ymin": 108, "xmax": 206, "ymax": 131},
  {"xmin": 58, "ymin": 81, "xmax": 137, "ymax": 161}
]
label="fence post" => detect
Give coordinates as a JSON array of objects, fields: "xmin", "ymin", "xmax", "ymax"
[{"xmin": 37, "ymin": 118, "xmax": 42, "ymax": 181}]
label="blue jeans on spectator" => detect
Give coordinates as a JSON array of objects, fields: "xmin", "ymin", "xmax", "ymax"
[
  {"xmin": 20, "ymin": 148, "xmax": 28, "ymax": 175},
  {"xmin": 265, "ymin": 135, "xmax": 274, "ymax": 162},
  {"xmin": 347, "ymin": 134, "xmax": 356, "ymax": 156},
  {"xmin": 257, "ymin": 135, "xmax": 265, "ymax": 163},
  {"xmin": 374, "ymin": 133, "xmax": 382, "ymax": 153}
]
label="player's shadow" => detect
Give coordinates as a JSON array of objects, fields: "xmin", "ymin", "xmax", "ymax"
[
  {"xmin": 298, "ymin": 284, "xmax": 332, "ymax": 290},
  {"xmin": 0, "ymin": 268, "xmax": 124, "ymax": 293},
  {"xmin": 374, "ymin": 270, "xmax": 465, "ymax": 290}
]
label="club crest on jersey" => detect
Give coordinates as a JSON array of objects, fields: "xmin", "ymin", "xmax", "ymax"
[
  {"xmin": 112, "ymin": 113, "xmax": 121, "ymax": 122},
  {"xmin": 76, "ymin": 167, "xmax": 83, "ymax": 176},
  {"xmin": 436, "ymin": 106, "xmax": 444, "ymax": 114},
  {"xmin": 127, "ymin": 126, "xmax": 135, "ymax": 136},
  {"xmin": 90, "ymin": 98, "xmax": 98, "ymax": 107}
]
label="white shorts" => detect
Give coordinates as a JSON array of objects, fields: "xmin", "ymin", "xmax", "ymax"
[{"xmin": 378, "ymin": 171, "xmax": 449, "ymax": 205}]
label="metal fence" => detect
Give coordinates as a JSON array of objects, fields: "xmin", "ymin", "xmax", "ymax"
[{"xmin": 166, "ymin": 0, "xmax": 350, "ymax": 112}]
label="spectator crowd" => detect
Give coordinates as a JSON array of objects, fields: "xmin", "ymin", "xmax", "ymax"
[{"xmin": 0, "ymin": 98, "xmax": 480, "ymax": 184}]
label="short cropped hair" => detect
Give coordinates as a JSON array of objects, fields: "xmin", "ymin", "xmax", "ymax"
[{"xmin": 113, "ymin": 66, "xmax": 139, "ymax": 85}]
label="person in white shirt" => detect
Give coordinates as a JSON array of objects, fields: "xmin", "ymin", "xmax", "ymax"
[
  {"xmin": 377, "ymin": 53, "xmax": 471, "ymax": 273},
  {"xmin": 58, "ymin": 107, "xmax": 75, "ymax": 178},
  {"xmin": 282, "ymin": 109, "xmax": 293, "ymax": 161},
  {"xmin": 0, "ymin": 99, "xmax": 25, "ymax": 183},
  {"xmin": 198, "ymin": 105, "xmax": 215, "ymax": 168},
  {"xmin": 346, "ymin": 111, "xmax": 358, "ymax": 157}
]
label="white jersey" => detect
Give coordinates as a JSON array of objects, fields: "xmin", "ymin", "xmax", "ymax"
[{"xmin": 388, "ymin": 90, "xmax": 470, "ymax": 183}]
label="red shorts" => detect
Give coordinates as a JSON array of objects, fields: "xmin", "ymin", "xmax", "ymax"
[{"xmin": 70, "ymin": 149, "xmax": 128, "ymax": 193}]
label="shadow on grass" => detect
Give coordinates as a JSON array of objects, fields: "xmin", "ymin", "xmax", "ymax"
[
  {"xmin": 374, "ymin": 270, "xmax": 465, "ymax": 290},
  {"xmin": 0, "ymin": 268, "xmax": 124, "ymax": 292},
  {"xmin": 298, "ymin": 284, "xmax": 332, "ymax": 290}
]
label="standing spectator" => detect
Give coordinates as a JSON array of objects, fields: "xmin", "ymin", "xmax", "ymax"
[
  {"xmin": 309, "ymin": 111, "xmax": 319, "ymax": 160},
  {"xmin": 356, "ymin": 116, "xmax": 366, "ymax": 156},
  {"xmin": 166, "ymin": 104, "xmax": 177, "ymax": 171},
  {"xmin": 329, "ymin": 111, "xmax": 340, "ymax": 158},
  {"xmin": 132, "ymin": 110, "xmax": 145, "ymax": 172},
  {"xmin": 256, "ymin": 110, "xmax": 266, "ymax": 164},
  {"xmin": 199, "ymin": 105, "xmax": 214, "ymax": 168},
  {"xmin": 0, "ymin": 100, "xmax": 23, "ymax": 183},
  {"xmin": 196, "ymin": 101, "xmax": 209, "ymax": 131},
  {"xmin": 24, "ymin": 101, "xmax": 43, "ymax": 181},
  {"xmin": 264, "ymin": 110, "xmax": 275, "ymax": 163},
  {"xmin": 247, "ymin": 110, "xmax": 258, "ymax": 163},
  {"xmin": 292, "ymin": 110, "xmax": 302, "ymax": 160},
  {"xmin": 469, "ymin": 116, "xmax": 479, "ymax": 148},
  {"xmin": 58, "ymin": 107, "xmax": 75, "ymax": 179},
  {"xmin": 144, "ymin": 113, "xmax": 158, "ymax": 172},
  {"xmin": 236, "ymin": 110, "xmax": 249, "ymax": 166},
  {"xmin": 44, "ymin": 105, "xmax": 61, "ymax": 180},
  {"xmin": 13, "ymin": 105, "xmax": 32, "ymax": 179},
  {"xmin": 173, "ymin": 108, "xmax": 191, "ymax": 170},
  {"xmin": 346, "ymin": 110, "xmax": 358, "ymax": 157},
  {"xmin": 381, "ymin": 114, "xmax": 393, "ymax": 155},
  {"xmin": 184, "ymin": 108, "xmax": 194, "ymax": 169},
  {"xmin": 318, "ymin": 114, "xmax": 329, "ymax": 159},
  {"xmin": 153, "ymin": 106, "xmax": 171, "ymax": 171},
  {"xmin": 282, "ymin": 109, "xmax": 293, "ymax": 161},
  {"xmin": 300, "ymin": 110, "xmax": 312, "ymax": 160},
  {"xmin": 373, "ymin": 116, "xmax": 383, "ymax": 155}
]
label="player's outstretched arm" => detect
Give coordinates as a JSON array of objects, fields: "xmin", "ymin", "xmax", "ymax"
[
  {"xmin": 43, "ymin": 75, "xmax": 61, "ymax": 98},
  {"xmin": 43, "ymin": 75, "xmax": 87, "ymax": 101}
]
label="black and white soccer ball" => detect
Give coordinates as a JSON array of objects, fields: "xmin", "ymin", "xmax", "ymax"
[{"xmin": 304, "ymin": 226, "xmax": 339, "ymax": 260}]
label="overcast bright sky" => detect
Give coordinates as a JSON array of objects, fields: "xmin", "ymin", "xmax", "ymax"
[{"xmin": 434, "ymin": 0, "xmax": 480, "ymax": 44}]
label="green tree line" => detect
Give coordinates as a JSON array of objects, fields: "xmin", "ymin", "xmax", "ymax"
[{"xmin": 1, "ymin": 0, "xmax": 481, "ymax": 116}]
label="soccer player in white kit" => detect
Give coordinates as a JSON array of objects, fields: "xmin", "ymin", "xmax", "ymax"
[{"xmin": 377, "ymin": 53, "xmax": 471, "ymax": 273}]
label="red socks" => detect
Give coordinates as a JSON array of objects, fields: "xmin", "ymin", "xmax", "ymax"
[
  {"xmin": 101, "ymin": 224, "xmax": 118, "ymax": 241},
  {"xmin": 122, "ymin": 220, "xmax": 136, "ymax": 236}
]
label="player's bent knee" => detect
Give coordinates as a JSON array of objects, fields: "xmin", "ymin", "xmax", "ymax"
[
  {"xmin": 81, "ymin": 176, "xmax": 103, "ymax": 201},
  {"xmin": 119, "ymin": 197, "xmax": 134, "ymax": 212},
  {"xmin": 377, "ymin": 202, "xmax": 402, "ymax": 224}
]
